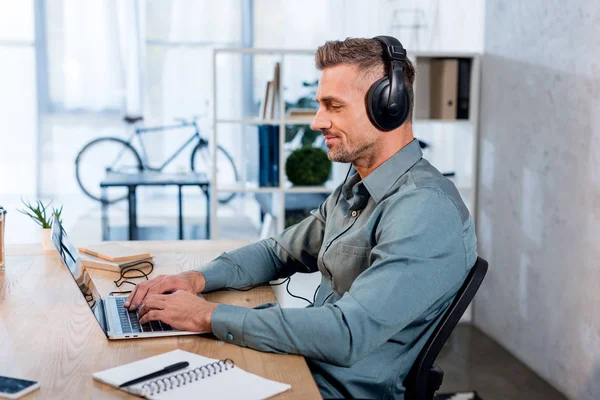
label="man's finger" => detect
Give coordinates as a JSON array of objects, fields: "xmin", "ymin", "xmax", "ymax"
[
  {"xmin": 139, "ymin": 310, "xmax": 163, "ymax": 325},
  {"xmin": 138, "ymin": 294, "xmax": 167, "ymax": 318},
  {"xmin": 126, "ymin": 276, "xmax": 165, "ymax": 310},
  {"xmin": 124, "ymin": 285, "xmax": 138, "ymax": 308}
]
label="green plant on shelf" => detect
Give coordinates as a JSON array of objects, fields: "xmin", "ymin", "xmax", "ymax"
[
  {"xmin": 17, "ymin": 198, "xmax": 63, "ymax": 229},
  {"xmin": 286, "ymin": 147, "xmax": 331, "ymax": 186}
]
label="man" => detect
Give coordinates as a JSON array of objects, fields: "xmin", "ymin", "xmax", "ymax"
[{"xmin": 126, "ymin": 37, "xmax": 477, "ymax": 399}]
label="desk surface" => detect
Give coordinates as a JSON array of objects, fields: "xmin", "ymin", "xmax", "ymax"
[
  {"xmin": 0, "ymin": 241, "xmax": 320, "ymax": 399},
  {"xmin": 100, "ymin": 171, "xmax": 209, "ymax": 187}
]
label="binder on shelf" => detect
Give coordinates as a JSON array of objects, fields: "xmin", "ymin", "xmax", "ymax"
[
  {"xmin": 258, "ymin": 124, "xmax": 279, "ymax": 187},
  {"xmin": 260, "ymin": 81, "xmax": 273, "ymax": 119},
  {"xmin": 430, "ymin": 59, "xmax": 458, "ymax": 120},
  {"xmin": 456, "ymin": 58, "xmax": 471, "ymax": 119},
  {"xmin": 271, "ymin": 62, "xmax": 280, "ymax": 120}
]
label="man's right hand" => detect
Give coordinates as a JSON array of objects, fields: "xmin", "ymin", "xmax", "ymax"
[{"xmin": 124, "ymin": 271, "xmax": 206, "ymax": 311}]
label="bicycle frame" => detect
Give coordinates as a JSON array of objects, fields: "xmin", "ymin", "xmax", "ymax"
[{"xmin": 121, "ymin": 121, "xmax": 208, "ymax": 172}]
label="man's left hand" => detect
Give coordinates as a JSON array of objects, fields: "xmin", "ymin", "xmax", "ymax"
[{"xmin": 137, "ymin": 290, "xmax": 218, "ymax": 332}]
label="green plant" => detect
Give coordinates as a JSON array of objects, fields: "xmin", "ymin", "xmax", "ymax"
[
  {"xmin": 17, "ymin": 199, "xmax": 63, "ymax": 229},
  {"xmin": 286, "ymin": 147, "xmax": 331, "ymax": 186}
]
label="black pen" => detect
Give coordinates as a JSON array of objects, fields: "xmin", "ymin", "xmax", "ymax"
[{"xmin": 119, "ymin": 361, "xmax": 190, "ymax": 388}]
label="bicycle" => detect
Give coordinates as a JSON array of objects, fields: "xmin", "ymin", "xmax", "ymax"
[{"xmin": 75, "ymin": 116, "xmax": 239, "ymax": 205}]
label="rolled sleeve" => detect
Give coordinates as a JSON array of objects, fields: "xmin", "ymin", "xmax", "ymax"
[{"xmin": 210, "ymin": 304, "xmax": 251, "ymax": 346}]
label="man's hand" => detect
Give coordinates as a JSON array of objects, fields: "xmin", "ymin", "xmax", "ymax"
[
  {"xmin": 137, "ymin": 290, "xmax": 218, "ymax": 332},
  {"xmin": 124, "ymin": 271, "xmax": 206, "ymax": 311}
]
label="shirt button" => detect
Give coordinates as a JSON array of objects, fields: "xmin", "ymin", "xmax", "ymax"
[
  {"xmin": 351, "ymin": 210, "xmax": 358, "ymax": 217},
  {"xmin": 226, "ymin": 333, "xmax": 234, "ymax": 341}
]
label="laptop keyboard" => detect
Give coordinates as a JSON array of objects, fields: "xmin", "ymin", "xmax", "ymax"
[{"xmin": 114, "ymin": 297, "xmax": 173, "ymax": 334}]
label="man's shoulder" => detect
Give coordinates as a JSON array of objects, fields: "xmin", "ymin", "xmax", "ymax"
[{"xmin": 385, "ymin": 159, "xmax": 470, "ymax": 223}]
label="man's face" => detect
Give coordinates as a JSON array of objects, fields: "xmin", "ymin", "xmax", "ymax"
[{"xmin": 311, "ymin": 64, "xmax": 380, "ymax": 163}]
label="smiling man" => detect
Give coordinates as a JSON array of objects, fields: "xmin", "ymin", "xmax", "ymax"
[{"xmin": 126, "ymin": 36, "xmax": 477, "ymax": 399}]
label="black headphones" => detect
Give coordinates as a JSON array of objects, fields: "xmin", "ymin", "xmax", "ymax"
[{"xmin": 366, "ymin": 36, "xmax": 411, "ymax": 131}]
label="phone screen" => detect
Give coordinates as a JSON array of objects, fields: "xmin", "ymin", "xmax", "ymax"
[{"xmin": 0, "ymin": 376, "xmax": 38, "ymax": 395}]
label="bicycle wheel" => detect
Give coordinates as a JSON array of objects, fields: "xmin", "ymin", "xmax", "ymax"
[
  {"xmin": 191, "ymin": 143, "xmax": 239, "ymax": 204},
  {"xmin": 75, "ymin": 137, "xmax": 143, "ymax": 203}
]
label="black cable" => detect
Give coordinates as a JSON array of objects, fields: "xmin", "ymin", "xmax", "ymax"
[
  {"xmin": 108, "ymin": 261, "xmax": 154, "ymax": 296},
  {"xmin": 285, "ymin": 278, "xmax": 313, "ymax": 305},
  {"xmin": 224, "ymin": 277, "xmax": 314, "ymax": 306},
  {"xmin": 222, "ymin": 277, "xmax": 290, "ymax": 292}
]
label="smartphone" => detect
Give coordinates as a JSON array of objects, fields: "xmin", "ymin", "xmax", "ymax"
[{"xmin": 0, "ymin": 376, "xmax": 40, "ymax": 399}]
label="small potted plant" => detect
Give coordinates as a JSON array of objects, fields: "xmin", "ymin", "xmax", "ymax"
[
  {"xmin": 285, "ymin": 146, "xmax": 332, "ymax": 186},
  {"xmin": 17, "ymin": 199, "xmax": 63, "ymax": 251}
]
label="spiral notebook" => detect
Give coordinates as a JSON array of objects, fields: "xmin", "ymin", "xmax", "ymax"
[{"xmin": 93, "ymin": 349, "xmax": 291, "ymax": 400}]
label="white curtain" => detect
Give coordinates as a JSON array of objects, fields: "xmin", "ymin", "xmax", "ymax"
[{"xmin": 52, "ymin": 0, "xmax": 144, "ymax": 114}]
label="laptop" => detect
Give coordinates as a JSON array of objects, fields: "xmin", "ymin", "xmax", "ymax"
[{"xmin": 51, "ymin": 215, "xmax": 203, "ymax": 340}]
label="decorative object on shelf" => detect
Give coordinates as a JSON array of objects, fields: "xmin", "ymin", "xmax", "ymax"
[
  {"xmin": 285, "ymin": 147, "xmax": 331, "ymax": 186},
  {"xmin": 0, "ymin": 206, "xmax": 6, "ymax": 269},
  {"xmin": 17, "ymin": 199, "xmax": 63, "ymax": 251},
  {"xmin": 259, "ymin": 63, "xmax": 281, "ymax": 120}
]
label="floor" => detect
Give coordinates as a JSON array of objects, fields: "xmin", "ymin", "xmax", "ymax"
[{"xmin": 438, "ymin": 325, "xmax": 567, "ymax": 400}]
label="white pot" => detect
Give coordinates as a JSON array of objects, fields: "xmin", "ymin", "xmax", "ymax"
[{"xmin": 41, "ymin": 228, "xmax": 54, "ymax": 251}]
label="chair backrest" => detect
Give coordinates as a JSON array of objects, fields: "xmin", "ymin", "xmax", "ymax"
[{"xmin": 403, "ymin": 256, "xmax": 489, "ymax": 400}]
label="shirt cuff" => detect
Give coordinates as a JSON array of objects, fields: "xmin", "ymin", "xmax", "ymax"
[
  {"xmin": 210, "ymin": 304, "xmax": 251, "ymax": 346},
  {"xmin": 194, "ymin": 259, "xmax": 230, "ymax": 292}
]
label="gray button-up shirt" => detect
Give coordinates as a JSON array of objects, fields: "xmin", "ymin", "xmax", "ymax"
[{"xmin": 197, "ymin": 139, "xmax": 477, "ymax": 399}]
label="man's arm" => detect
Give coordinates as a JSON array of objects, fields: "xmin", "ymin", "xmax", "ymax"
[
  {"xmin": 127, "ymin": 190, "xmax": 338, "ymax": 311},
  {"xmin": 196, "ymin": 190, "xmax": 338, "ymax": 292},
  {"xmin": 209, "ymin": 188, "xmax": 474, "ymax": 367}
]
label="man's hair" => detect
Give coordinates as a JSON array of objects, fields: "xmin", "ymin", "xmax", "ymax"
[{"xmin": 315, "ymin": 37, "xmax": 415, "ymax": 122}]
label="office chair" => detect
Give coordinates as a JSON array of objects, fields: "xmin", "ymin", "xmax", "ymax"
[{"xmin": 403, "ymin": 256, "xmax": 489, "ymax": 400}]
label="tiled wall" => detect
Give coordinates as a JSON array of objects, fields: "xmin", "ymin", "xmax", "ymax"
[{"xmin": 475, "ymin": 2, "xmax": 600, "ymax": 399}]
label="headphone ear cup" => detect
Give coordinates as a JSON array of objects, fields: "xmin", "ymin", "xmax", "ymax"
[{"xmin": 366, "ymin": 76, "xmax": 410, "ymax": 131}]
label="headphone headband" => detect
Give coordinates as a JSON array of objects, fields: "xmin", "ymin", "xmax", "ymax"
[{"xmin": 373, "ymin": 36, "xmax": 406, "ymax": 62}]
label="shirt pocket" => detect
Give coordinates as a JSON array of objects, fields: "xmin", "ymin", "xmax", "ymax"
[{"xmin": 331, "ymin": 243, "xmax": 371, "ymax": 294}]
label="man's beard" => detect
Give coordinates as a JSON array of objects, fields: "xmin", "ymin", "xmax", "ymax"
[
  {"xmin": 327, "ymin": 143, "xmax": 356, "ymax": 163},
  {"xmin": 326, "ymin": 137, "xmax": 376, "ymax": 164}
]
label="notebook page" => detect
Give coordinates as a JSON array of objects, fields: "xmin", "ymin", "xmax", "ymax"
[
  {"xmin": 93, "ymin": 350, "xmax": 291, "ymax": 400},
  {"xmin": 93, "ymin": 350, "xmax": 217, "ymax": 396},
  {"xmin": 154, "ymin": 365, "xmax": 291, "ymax": 400}
]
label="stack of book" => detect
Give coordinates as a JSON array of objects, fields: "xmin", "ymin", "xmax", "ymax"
[{"xmin": 78, "ymin": 243, "xmax": 153, "ymax": 273}]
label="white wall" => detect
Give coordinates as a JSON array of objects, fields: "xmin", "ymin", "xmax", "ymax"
[{"xmin": 476, "ymin": 1, "xmax": 600, "ymax": 399}]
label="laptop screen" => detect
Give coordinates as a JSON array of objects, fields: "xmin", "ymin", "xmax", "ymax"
[{"xmin": 51, "ymin": 215, "xmax": 108, "ymax": 336}]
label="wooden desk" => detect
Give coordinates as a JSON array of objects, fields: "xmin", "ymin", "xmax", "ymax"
[{"xmin": 0, "ymin": 241, "xmax": 321, "ymax": 399}]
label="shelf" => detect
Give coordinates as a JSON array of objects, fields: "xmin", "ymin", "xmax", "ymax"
[
  {"xmin": 284, "ymin": 186, "xmax": 334, "ymax": 193},
  {"xmin": 284, "ymin": 118, "xmax": 315, "ymax": 125},
  {"xmin": 215, "ymin": 118, "xmax": 282, "ymax": 125},
  {"xmin": 215, "ymin": 47, "xmax": 315, "ymax": 55},
  {"xmin": 215, "ymin": 117, "xmax": 315, "ymax": 125},
  {"xmin": 283, "ymin": 180, "xmax": 337, "ymax": 192},
  {"xmin": 413, "ymin": 119, "xmax": 472, "ymax": 125},
  {"xmin": 412, "ymin": 51, "xmax": 480, "ymax": 59},
  {"xmin": 217, "ymin": 182, "xmax": 280, "ymax": 193}
]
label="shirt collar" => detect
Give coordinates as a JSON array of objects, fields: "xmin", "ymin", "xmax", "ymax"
[{"xmin": 342, "ymin": 138, "xmax": 423, "ymax": 204}]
